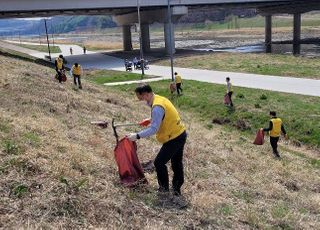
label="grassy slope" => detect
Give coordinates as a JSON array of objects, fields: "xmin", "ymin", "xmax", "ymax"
[
  {"xmin": 154, "ymin": 53, "xmax": 320, "ymax": 80},
  {"xmin": 17, "ymin": 43, "xmax": 61, "ymax": 53},
  {"xmin": 178, "ymin": 15, "xmax": 320, "ymax": 31},
  {"xmin": 86, "ymin": 69, "xmax": 154, "ymax": 84},
  {"xmin": 0, "ymin": 54, "xmax": 319, "ymax": 229},
  {"xmin": 113, "ymin": 80, "xmax": 320, "ymax": 148}
]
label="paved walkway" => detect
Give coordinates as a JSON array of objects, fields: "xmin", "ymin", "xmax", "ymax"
[{"xmin": 1, "ymin": 40, "xmax": 320, "ymax": 97}]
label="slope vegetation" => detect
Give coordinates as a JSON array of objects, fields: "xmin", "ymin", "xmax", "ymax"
[{"xmin": 0, "ymin": 54, "xmax": 319, "ymax": 229}]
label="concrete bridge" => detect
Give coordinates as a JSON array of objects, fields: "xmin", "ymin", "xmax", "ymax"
[{"xmin": 1, "ymin": 0, "xmax": 320, "ymax": 54}]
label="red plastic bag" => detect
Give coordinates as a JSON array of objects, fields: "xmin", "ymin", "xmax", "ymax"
[
  {"xmin": 253, "ymin": 129, "xmax": 264, "ymax": 145},
  {"xmin": 224, "ymin": 93, "xmax": 231, "ymax": 105},
  {"xmin": 114, "ymin": 137, "xmax": 147, "ymax": 187},
  {"xmin": 139, "ymin": 119, "xmax": 151, "ymax": 127}
]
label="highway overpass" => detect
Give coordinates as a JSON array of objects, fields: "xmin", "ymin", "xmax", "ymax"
[{"xmin": 1, "ymin": 0, "xmax": 320, "ymax": 54}]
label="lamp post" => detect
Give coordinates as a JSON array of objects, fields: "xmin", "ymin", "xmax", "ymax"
[
  {"xmin": 44, "ymin": 18, "xmax": 51, "ymax": 61},
  {"xmin": 167, "ymin": 0, "xmax": 174, "ymax": 82},
  {"xmin": 137, "ymin": 0, "xmax": 145, "ymax": 76}
]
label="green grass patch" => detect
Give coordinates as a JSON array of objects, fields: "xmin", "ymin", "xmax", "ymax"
[
  {"xmin": 86, "ymin": 69, "xmax": 155, "ymax": 84},
  {"xmin": 111, "ymin": 79, "xmax": 320, "ymax": 147},
  {"xmin": 23, "ymin": 131, "xmax": 41, "ymax": 147},
  {"xmin": 12, "ymin": 183, "xmax": 29, "ymax": 198},
  {"xmin": 154, "ymin": 53, "xmax": 320, "ymax": 79},
  {"xmin": 2, "ymin": 139, "xmax": 20, "ymax": 155},
  {"xmin": 17, "ymin": 44, "xmax": 61, "ymax": 53}
]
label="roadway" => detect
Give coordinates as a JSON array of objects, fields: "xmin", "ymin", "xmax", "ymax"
[{"xmin": 1, "ymin": 40, "xmax": 320, "ymax": 97}]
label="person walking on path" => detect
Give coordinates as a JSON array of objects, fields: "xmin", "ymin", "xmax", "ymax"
[
  {"xmin": 55, "ymin": 54, "xmax": 65, "ymax": 83},
  {"xmin": 226, "ymin": 77, "xmax": 234, "ymax": 107},
  {"xmin": 127, "ymin": 84, "xmax": 187, "ymax": 204},
  {"xmin": 70, "ymin": 47, "xmax": 73, "ymax": 55},
  {"xmin": 83, "ymin": 46, "xmax": 86, "ymax": 54},
  {"xmin": 70, "ymin": 63, "xmax": 83, "ymax": 89},
  {"xmin": 174, "ymin": 72, "xmax": 183, "ymax": 95},
  {"xmin": 260, "ymin": 111, "xmax": 288, "ymax": 158}
]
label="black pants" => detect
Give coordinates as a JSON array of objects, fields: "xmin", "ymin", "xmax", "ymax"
[
  {"xmin": 176, "ymin": 83, "xmax": 183, "ymax": 95},
  {"xmin": 73, "ymin": 74, "xmax": 82, "ymax": 88},
  {"xmin": 270, "ymin": 136, "xmax": 280, "ymax": 157},
  {"xmin": 56, "ymin": 70, "xmax": 63, "ymax": 83},
  {"xmin": 228, "ymin": 91, "xmax": 233, "ymax": 106},
  {"xmin": 154, "ymin": 131, "xmax": 187, "ymax": 195}
]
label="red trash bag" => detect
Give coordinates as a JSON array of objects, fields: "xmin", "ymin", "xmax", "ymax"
[
  {"xmin": 253, "ymin": 129, "xmax": 265, "ymax": 145},
  {"xmin": 224, "ymin": 93, "xmax": 231, "ymax": 105},
  {"xmin": 114, "ymin": 137, "xmax": 148, "ymax": 187}
]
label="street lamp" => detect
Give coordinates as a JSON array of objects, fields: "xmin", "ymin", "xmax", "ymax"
[
  {"xmin": 137, "ymin": 0, "xmax": 145, "ymax": 76},
  {"xmin": 167, "ymin": 0, "xmax": 174, "ymax": 82},
  {"xmin": 44, "ymin": 18, "xmax": 51, "ymax": 61}
]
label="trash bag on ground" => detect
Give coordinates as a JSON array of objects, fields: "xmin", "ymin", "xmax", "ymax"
[
  {"xmin": 224, "ymin": 93, "xmax": 231, "ymax": 105},
  {"xmin": 114, "ymin": 137, "xmax": 147, "ymax": 187},
  {"xmin": 253, "ymin": 129, "xmax": 265, "ymax": 145}
]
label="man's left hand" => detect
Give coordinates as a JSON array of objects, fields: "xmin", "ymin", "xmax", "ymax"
[{"xmin": 127, "ymin": 133, "xmax": 138, "ymax": 141}]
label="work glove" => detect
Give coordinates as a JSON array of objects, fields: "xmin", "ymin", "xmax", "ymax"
[
  {"xmin": 139, "ymin": 119, "xmax": 151, "ymax": 127},
  {"xmin": 127, "ymin": 133, "xmax": 138, "ymax": 141}
]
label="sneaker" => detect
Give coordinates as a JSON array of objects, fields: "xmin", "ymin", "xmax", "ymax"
[
  {"xmin": 156, "ymin": 190, "xmax": 171, "ymax": 207},
  {"xmin": 171, "ymin": 195, "xmax": 188, "ymax": 209}
]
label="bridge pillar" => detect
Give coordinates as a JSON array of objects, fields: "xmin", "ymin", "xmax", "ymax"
[
  {"xmin": 141, "ymin": 24, "xmax": 151, "ymax": 53},
  {"xmin": 164, "ymin": 22, "xmax": 175, "ymax": 55},
  {"xmin": 265, "ymin": 15, "xmax": 272, "ymax": 53},
  {"xmin": 122, "ymin": 25, "xmax": 132, "ymax": 51},
  {"xmin": 293, "ymin": 13, "xmax": 301, "ymax": 55}
]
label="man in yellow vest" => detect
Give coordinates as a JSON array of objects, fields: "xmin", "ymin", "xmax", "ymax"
[
  {"xmin": 174, "ymin": 72, "xmax": 183, "ymax": 95},
  {"xmin": 55, "ymin": 54, "xmax": 65, "ymax": 83},
  {"xmin": 261, "ymin": 111, "xmax": 288, "ymax": 158},
  {"xmin": 127, "ymin": 84, "xmax": 187, "ymax": 201},
  {"xmin": 71, "ymin": 63, "xmax": 83, "ymax": 89}
]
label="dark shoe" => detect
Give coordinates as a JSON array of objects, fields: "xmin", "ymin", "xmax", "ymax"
[
  {"xmin": 171, "ymin": 195, "xmax": 188, "ymax": 209},
  {"xmin": 79, "ymin": 85, "xmax": 83, "ymax": 89},
  {"xmin": 273, "ymin": 152, "xmax": 281, "ymax": 159}
]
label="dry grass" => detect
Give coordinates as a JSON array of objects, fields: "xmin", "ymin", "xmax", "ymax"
[{"xmin": 0, "ymin": 54, "xmax": 319, "ymax": 229}]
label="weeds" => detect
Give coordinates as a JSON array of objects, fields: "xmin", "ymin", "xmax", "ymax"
[
  {"xmin": 3, "ymin": 139, "xmax": 20, "ymax": 155},
  {"xmin": 11, "ymin": 184, "xmax": 28, "ymax": 198}
]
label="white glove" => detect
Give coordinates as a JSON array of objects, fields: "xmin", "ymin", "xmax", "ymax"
[{"xmin": 127, "ymin": 133, "xmax": 138, "ymax": 141}]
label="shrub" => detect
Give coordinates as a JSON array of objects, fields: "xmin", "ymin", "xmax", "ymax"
[
  {"xmin": 260, "ymin": 94, "xmax": 268, "ymax": 100},
  {"xmin": 237, "ymin": 93, "xmax": 245, "ymax": 99},
  {"xmin": 254, "ymin": 103, "xmax": 261, "ymax": 108}
]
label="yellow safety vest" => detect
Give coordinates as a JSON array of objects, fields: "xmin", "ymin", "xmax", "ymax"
[
  {"xmin": 227, "ymin": 82, "xmax": 233, "ymax": 93},
  {"xmin": 56, "ymin": 58, "xmax": 63, "ymax": 70},
  {"xmin": 175, "ymin": 75, "xmax": 182, "ymax": 84},
  {"xmin": 152, "ymin": 94, "xmax": 185, "ymax": 144},
  {"xmin": 270, "ymin": 118, "xmax": 282, "ymax": 137},
  {"xmin": 72, "ymin": 65, "xmax": 81, "ymax": 75}
]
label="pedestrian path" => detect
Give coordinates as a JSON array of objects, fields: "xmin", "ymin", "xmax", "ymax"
[{"xmin": 1, "ymin": 40, "xmax": 319, "ymax": 97}]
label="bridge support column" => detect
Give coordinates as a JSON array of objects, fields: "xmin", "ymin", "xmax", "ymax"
[
  {"xmin": 122, "ymin": 25, "xmax": 132, "ymax": 51},
  {"xmin": 164, "ymin": 22, "xmax": 175, "ymax": 55},
  {"xmin": 265, "ymin": 15, "xmax": 272, "ymax": 53},
  {"xmin": 141, "ymin": 24, "xmax": 151, "ymax": 53},
  {"xmin": 293, "ymin": 13, "xmax": 301, "ymax": 55}
]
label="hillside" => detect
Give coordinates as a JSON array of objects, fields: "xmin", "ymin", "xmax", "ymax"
[{"xmin": 0, "ymin": 54, "xmax": 319, "ymax": 229}]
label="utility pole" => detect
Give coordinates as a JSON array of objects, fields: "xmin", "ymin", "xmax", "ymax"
[
  {"xmin": 51, "ymin": 20, "xmax": 55, "ymax": 46},
  {"xmin": 167, "ymin": 0, "xmax": 174, "ymax": 82},
  {"xmin": 137, "ymin": 0, "xmax": 145, "ymax": 77},
  {"xmin": 44, "ymin": 19, "xmax": 51, "ymax": 61}
]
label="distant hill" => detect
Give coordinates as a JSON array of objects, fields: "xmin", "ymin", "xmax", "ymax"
[
  {"xmin": 0, "ymin": 9, "xmax": 255, "ymax": 36},
  {"xmin": 0, "ymin": 16, "xmax": 116, "ymax": 36}
]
